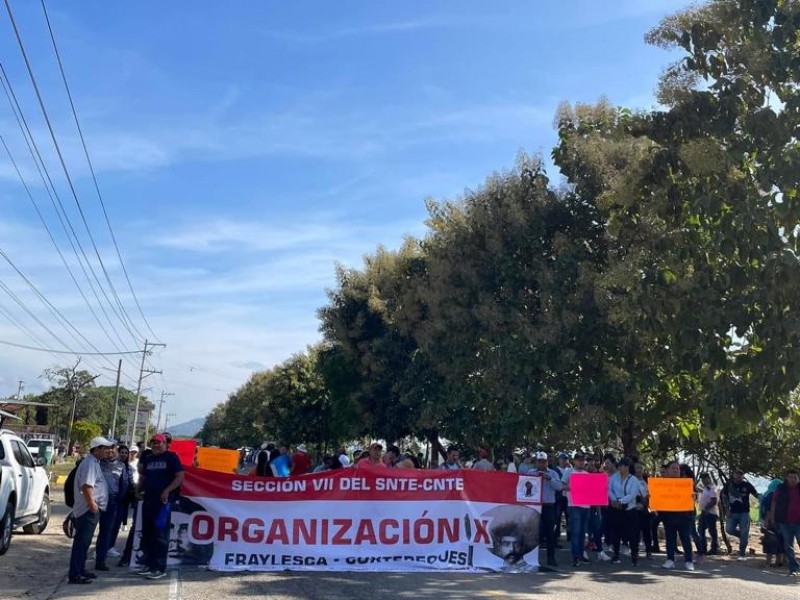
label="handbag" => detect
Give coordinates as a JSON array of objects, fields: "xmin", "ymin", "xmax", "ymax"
[{"xmin": 155, "ymin": 502, "xmax": 171, "ymax": 529}]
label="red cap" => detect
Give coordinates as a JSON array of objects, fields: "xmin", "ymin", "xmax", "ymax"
[{"xmin": 151, "ymin": 433, "xmax": 167, "ymax": 443}]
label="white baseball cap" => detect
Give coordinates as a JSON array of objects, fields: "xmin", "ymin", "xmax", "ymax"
[
  {"xmin": 89, "ymin": 436, "xmax": 115, "ymax": 450},
  {"xmin": 535, "ymin": 451, "xmax": 548, "ymax": 460}
]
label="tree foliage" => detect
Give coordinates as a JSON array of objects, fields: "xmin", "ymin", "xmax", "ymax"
[{"xmin": 201, "ymin": 0, "xmax": 800, "ymax": 469}]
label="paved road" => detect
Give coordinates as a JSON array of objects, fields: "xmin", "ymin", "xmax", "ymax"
[{"xmin": 3, "ymin": 493, "xmax": 799, "ymax": 600}]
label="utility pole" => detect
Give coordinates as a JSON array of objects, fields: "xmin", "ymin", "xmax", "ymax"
[
  {"xmin": 16, "ymin": 380, "xmax": 24, "ymax": 400},
  {"xmin": 110, "ymin": 359, "xmax": 122, "ymax": 439},
  {"xmin": 65, "ymin": 361, "xmax": 100, "ymax": 452},
  {"xmin": 164, "ymin": 412, "xmax": 176, "ymax": 431},
  {"xmin": 127, "ymin": 339, "xmax": 165, "ymax": 444},
  {"xmin": 155, "ymin": 390, "xmax": 174, "ymax": 433}
]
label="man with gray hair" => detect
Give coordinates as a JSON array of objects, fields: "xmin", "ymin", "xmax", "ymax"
[{"xmin": 68, "ymin": 436, "xmax": 114, "ymax": 584}]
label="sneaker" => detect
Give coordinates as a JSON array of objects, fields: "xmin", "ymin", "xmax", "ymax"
[
  {"xmin": 621, "ymin": 546, "xmax": 631, "ymax": 556},
  {"xmin": 136, "ymin": 567, "xmax": 152, "ymax": 576},
  {"xmin": 790, "ymin": 571, "xmax": 800, "ymax": 577},
  {"xmin": 662, "ymin": 559, "xmax": 675, "ymax": 570},
  {"xmin": 737, "ymin": 556, "xmax": 747, "ymax": 562},
  {"xmin": 685, "ymin": 562, "xmax": 695, "ymax": 571},
  {"xmin": 582, "ymin": 551, "xmax": 589, "ymax": 561},
  {"xmin": 147, "ymin": 570, "xmax": 166, "ymax": 580},
  {"xmin": 598, "ymin": 551, "xmax": 612, "ymax": 562},
  {"xmin": 573, "ymin": 558, "xmax": 580, "ymax": 568},
  {"xmin": 611, "ymin": 556, "xmax": 621, "ymax": 564},
  {"xmin": 107, "ymin": 548, "xmax": 121, "ymax": 558}
]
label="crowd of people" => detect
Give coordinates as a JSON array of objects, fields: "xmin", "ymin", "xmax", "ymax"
[
  {"xmin": 65, "ymin": 435, "xmax": 800, "ymax": 582},
  {"xmin": 66, "ymin": 432, "xmax": 184, "ymax": 584},
  {"xmin": 246, "ymin": 441, "xmax": 800, "ymax": 576}
]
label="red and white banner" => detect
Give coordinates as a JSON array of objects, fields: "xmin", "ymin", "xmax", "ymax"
[{"xmin": 158, "ymin": 466, "xmax": 543, "ymax": 573}]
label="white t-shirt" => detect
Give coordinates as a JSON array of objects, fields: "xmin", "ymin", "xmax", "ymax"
[
  {"xmin": 699, "ymin": 485, "xmax": 719, "ymax": 516},
  {"xmin": 507, "ymin": 462, "xmax": 517, "ymax": 474},
  {"xmin": 561, "ymin": 467, "xmax": 590, "ymax": 508},
  {"xmin": 338, "ymin": 453, "xmax": 351, "ymax": 468}
]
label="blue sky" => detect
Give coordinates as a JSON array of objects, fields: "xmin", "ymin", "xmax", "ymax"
[{"xmin": 0, "ymin": 0, "xmax": 692, "ymax": 428}]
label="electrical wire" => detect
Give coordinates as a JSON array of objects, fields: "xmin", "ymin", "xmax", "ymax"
[
  {"xmin": 38, "ymin": 0, "xmax": 161, "ymax": 343},
  {"xmin": 0, "ymin": 64, "xmax": 141, "ymax": 371},
  {"xmin": 0, "ymin": 338, "xmax": 143, "ymax": 355},
  {"xmin": 3, "ymin": 0, "xmax": 146, "ymax": 346}
]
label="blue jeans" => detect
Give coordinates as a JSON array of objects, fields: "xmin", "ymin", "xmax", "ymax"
[
  {"xmin": 95, "ymin": 498, "xmax": 121, "ymax": 566},
  {"xmin": 68, "ymin": 511, "xmax": 100, "ymax": 580},
  {"xmin": 568, "ymin": 507, "xmax": 590, "ymax": 559},
  {"xmin": 725, "ymin": 512, "xmax": 750, "ymax": 557},
  {"xmin": 779, "ymin": 524, "xmax": 800, "ymax": 573}
]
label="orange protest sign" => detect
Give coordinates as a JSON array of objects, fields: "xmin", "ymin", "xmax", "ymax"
[
  {"xmin": 648, "ymin": 477, "xmax": 695, "ymax": 511},
  {"xmin": 196, "ymin": 447, "xmax": 240, "ymax": 474}
]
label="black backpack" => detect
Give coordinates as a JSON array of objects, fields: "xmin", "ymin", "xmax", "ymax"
[{"xmin": 63, "ymin": 459, "xmax": 82, "ymax": 508}]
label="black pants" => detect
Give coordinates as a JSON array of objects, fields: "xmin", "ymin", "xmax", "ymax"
[
  {"xmin": 539, "ymin": 503, "xmax": 557, "ymax": 563},
  {"xmin": 141, "ymin": 500, "xmax": 171, "ymax": 572},
  {"xmin": 609, "ymin": 507, "xmax": 640, "ymax": 559},
  {"xmin": 651, "ymin": 513, "xmax": 662, "ymax": 551},
  {"xmin": 554, "ymin": 496, "xmax": 569, "ymax": 539},
  {"xmin": 638, "ymin": 510, "xmax": 654, "ymax": 552},
  {"xmin": 697, "ymin": 513, "xmax": 719, "ymax": 554}
]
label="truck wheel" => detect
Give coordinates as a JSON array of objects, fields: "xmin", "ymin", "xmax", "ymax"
[
  {"xmin": 0, "ymin": 503, "xmax": 13, "ymax": 555},
  {"xmin": 23, "ymin": 495, "xmax": 50, "ymax": 535}
]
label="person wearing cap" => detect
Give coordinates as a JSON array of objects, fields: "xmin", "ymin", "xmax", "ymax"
[
  {"xmin": 534, "ymin": 451, "xmax": 563, "ymax": 568},
  {"xmin": 292, "ymin": 443, "xmax": 312, "ymax": 475},
  {"xmin": 356, "ymin": 443, "xmax": 387, "ymax": 468},
  {"xmin": 137, "ymin": 433, "xmax": 184, "ymax": 580},
  {"xmin": 68, "ymin": 436, "xmax": 114, "ymax": 584},
  {"xmin": 472, "ymin": 448, "xmax": 495, "ymax": 471},
  {"xmin": 440, "ymin": 446, "xmax": 460, "ymax": 470}
]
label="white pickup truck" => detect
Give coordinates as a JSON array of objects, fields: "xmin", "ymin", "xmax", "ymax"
[{"xmin": 0, "ymin": 429, "xmax": 51, "ymax": 555}]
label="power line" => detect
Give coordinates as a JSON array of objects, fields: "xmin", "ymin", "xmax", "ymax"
[
  {"xmin": 38, "ymin": 0, "xmax": 161, "ymax": 343},
  {"xmin": 0, "ymin": 130, "xmax": 130, "ymax": 370},
  {"xmin": 0, "ymin": 338, "xmax": 143, "ymax": 356},
  {"xmin": 0, "ymin": 245, "xmax": 119, "ymax": 370},
  {"xmin": 3, "ymin": 0, "xmax": 146, "ymax": 346},
  {"xmin": 0, "ymin": 64, "xmax": 141, "ymax": 370}
]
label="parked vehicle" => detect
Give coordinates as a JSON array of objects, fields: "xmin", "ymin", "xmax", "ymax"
[
  {"xmin": 0, "ymin": 429, "xmax": 51, "ymax": 555},
  {"xmin": 26, "ymin": 438, "xmax": 55, "ymax": 466}
]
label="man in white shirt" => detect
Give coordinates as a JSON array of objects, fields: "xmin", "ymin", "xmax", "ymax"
[
  {"xmin": 68, "ymin": 436, "xmax": 113, "ymax": 584},
  {"xmin": 697, "ymin": 472, "xmax": 720, "ymax": 555}
]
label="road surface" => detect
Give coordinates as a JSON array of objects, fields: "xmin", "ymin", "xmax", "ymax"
[{"xmin": 2, "ymin": 492, "xmax": 797, "ymax": 600}]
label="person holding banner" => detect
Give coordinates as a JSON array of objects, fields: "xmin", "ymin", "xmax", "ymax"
[
  {"xmin": 137, "ymin": 433, "xmax": 185, "ymax": 580},
  {"xmin": 659, "ymin": 461, "xmax": 695, "ymax": 571},
  {"xmin": 607, "ymin": 458, "xmax": 647, "ymax": 565},
  {"xmin": 534, "ymin": 452, "xmax": 563, "ymax": 568},
  {"xmin": 562, "ymin": 452, "xmax": 592, "ymax": 567}
]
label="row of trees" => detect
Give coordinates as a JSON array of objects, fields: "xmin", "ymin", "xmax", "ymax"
[
  {"xmin": 9, "ymin": 360, "xmax": 153, "ymax": 445},
  {"xmin": 199, "ymin": 0, "xmax": 800, "ymax": 477}
]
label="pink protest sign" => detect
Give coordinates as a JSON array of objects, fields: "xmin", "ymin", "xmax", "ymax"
[{"xmin": 569, "ymin": 472, "xmax": 609, "ymax": 506}]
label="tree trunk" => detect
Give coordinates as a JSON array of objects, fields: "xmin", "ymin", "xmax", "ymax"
[
  {"xmin": 621, "ymin": 422, "xmax": 638, "ymax": 457},
  {"xmin": 428, "ymin": 429, "xmax": 444, "ymax": 468}
]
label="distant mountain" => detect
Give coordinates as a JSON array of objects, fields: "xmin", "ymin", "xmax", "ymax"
[{"xmin": 167, "ymin": 417, "xmax": 205, "ymax": 438}]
